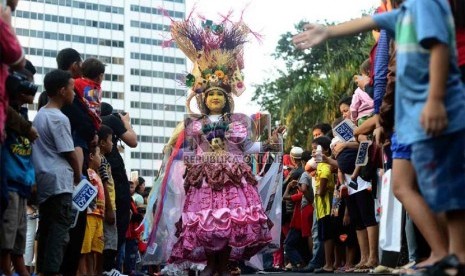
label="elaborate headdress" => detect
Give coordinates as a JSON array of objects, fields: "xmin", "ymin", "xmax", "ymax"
[{"xmin": 168, "ymin": 10, "xmax": 258, "ymax": 114}]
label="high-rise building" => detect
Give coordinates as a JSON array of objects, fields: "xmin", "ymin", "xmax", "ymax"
[{"xmin": 14, "ymin": 0, "xmax": 188, "ymax": 186}]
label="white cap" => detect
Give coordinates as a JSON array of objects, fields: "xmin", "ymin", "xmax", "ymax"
[{"xmin": 290, "ymin": 146, "xmax": 303, "ymax": 159}]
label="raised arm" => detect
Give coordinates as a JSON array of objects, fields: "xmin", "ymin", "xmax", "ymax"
[
  {"xmin": 120, "ymin": 113, "xmax": 137, "ymax": 148},
  {"xmin": 292, "ymin": 17, "xmax": 378, "ymax": 50}
]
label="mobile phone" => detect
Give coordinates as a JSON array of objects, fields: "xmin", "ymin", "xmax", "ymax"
[
  {"xmin": 130, "ymin": 171, "xmax": 139, "ymax": 182},
  {"xmin": 348, "ymin": 180, "xmax": 359, "ymax": 190}
]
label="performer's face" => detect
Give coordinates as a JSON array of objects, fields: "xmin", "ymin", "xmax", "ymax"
[{"xmin": 206, "ymin": 90, "xmax": 226, "ymax": 114}]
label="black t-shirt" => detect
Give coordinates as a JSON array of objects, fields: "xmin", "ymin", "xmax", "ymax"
[
  {"xmin": 102, "ymin": 114, "xmax": 127, "ymax": 170},
  {"xmin": 61, "ymin": 95, "xmax": 96, "ymax": 143}
]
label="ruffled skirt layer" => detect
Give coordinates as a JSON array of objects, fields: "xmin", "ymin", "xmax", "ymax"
[{"xmin": 169, "ymin": 169, "xmax": 272, "ymax": 264}]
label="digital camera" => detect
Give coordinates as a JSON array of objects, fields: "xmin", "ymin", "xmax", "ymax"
[
  {"xmin": 112, "ymin": 111, "xmax": 127, "ymax": 119},
  {"xmin": 6, "ymin": 71, "xmax": 38, "ymax": 97}
]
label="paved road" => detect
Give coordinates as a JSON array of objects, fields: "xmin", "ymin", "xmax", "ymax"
[{"xmin": 243, "ymin": 272, "xmax": 371, "ymax": 276}]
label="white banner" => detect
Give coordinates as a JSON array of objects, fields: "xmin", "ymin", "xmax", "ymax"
[{"xmin": 378, "ymin": 169, "xmax": 403, "ymax": 252}]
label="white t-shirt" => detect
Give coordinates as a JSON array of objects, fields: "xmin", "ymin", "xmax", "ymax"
[{"xmin": 344, "ymin": 174, "xmax": 370, "ymax": 195}]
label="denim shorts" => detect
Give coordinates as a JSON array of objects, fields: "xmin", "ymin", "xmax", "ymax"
[
  {"xmin": 391, "ymin": 132, "xmax": 411, "ymax": 160},
  {"xmin": 411, "ymin": 130, "xmax": 465, "ymax": 213}
]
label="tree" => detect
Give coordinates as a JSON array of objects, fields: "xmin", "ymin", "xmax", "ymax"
[{"xmin": 252, "ymin": 21, "xmax": 374, "ymax": 151}]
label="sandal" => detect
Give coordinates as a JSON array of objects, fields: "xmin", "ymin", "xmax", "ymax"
[
  {"xmin": 335, "ymin": 265, "xmax": 353, "ymax": 273},
  {"xmin": 229, "ymin": 267, "xmax": 241, "ymax": 275},
  {"xmin": 403, "ymin": 255, "xmax": 463, "ymax": 276},
  {"xmin": 226, "ymin": 262, "xmax": 241, "ymax": 276},
  {"xmin": 346, "ymin": 263, "xmax": 365, "ymax": 273},
  {"xmin": 369, "ymin": 265, "xmax": 395, "ymax": 274},
  {"xmin": 353, "ymin": 264, "xmax": 375, "ymax": 273}
]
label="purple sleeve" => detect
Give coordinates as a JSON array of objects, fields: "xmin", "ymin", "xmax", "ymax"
[{"xmin": 373, "ymin": 30, "xmax": 390, "ymax": 114}]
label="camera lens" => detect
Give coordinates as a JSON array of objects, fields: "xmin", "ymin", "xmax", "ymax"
[{"xmin": 19, "ymin": 80, "xmax": 38, "ymax": 96}]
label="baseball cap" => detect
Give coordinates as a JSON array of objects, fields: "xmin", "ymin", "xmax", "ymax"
[{"xmin": 290, "ymin": 146, "xmax": 303, "ymax": 159}]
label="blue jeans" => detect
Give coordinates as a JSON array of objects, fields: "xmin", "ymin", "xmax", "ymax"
[
  {"xmin": 309, "ymin": 214, "xmax": 324, "ymax": 267},
  {"xmin": 116, "ymin": 242, "xmax": 125, "ymax": 272},
  {"xmin": 284, "ymin": 228, "xmax": 303, "ymax": 265},
  {"xmin": 124, "ymin": 239, "xmax": 139, "ymax": 274},
  {"xmin": 405, "ymin": 214, "xmax": 418, "ymax": 262}
]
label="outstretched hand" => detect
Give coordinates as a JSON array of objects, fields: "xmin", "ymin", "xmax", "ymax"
[{"xmin": 292, "ymin": 23, "xmax": 329, "ymax": 50}]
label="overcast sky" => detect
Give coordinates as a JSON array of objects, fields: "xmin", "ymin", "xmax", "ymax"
[{"xmin": 184, "ymin": 0, "xmax": 380, "ymax": 115}]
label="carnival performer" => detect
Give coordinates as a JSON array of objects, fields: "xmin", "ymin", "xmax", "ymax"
[{"xmin": 142, "ymin": 11, "xmax": 283, "ymax": 276}]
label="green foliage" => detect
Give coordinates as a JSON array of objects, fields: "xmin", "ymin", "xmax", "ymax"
[{"xmin": 252, "ymin": 21, "xmax": 374, "ymax": 151}]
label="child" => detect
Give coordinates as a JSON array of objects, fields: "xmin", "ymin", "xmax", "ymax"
[
  {"xmin": 296, "ymin": 151, "xmax": 314, "ymax": 266},
  {"xmin": 32, "ymin": 69, "xmax": 80, "ymax": 276},
  {"xmin": 73, "ymin": 57, "xmax": 105, "ymax": 131},
  {"xmin": 351, "ymin": 58, "xmax": 374, "ymax": 127},
  {"xmin": 282, "ymin": 150, "xmax": 312, "ymax": 270},
  {"xmin": 293, "ymin": 1, "xmax": 465, "ymax": 273},
  {"xmin": 97, "ymin": 125, "xmax": 120, "ymax": 276},
  {"xmin": 312, "ymin": 136, "xmax": 336, "ymax": 273},
  {"xmin": 124, "ymin": 183, "xmax": 144, "ymax": 275},
  {"xmin": 0, "ymin": 66, "xmax": 37, "ymax": 276},
  {"xmin": 330, "ymin": 115, "xmax": 362, "ymax": 188},
  {"xmin": 79, "ymin": 144, "xmax": 105, "ymax": 276},
  {"xmin": 330, "ymin": 181, "xmax": 357, "ymax": 273}
]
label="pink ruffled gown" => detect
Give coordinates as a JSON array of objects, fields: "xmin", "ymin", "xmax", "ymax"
[{"xmin": 168, "ymin": 114, "xmax": 272, "ymax": 265}]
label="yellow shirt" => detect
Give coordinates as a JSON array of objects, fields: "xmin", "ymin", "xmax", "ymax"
[{"xmin": 314, "ymin": 162, "xmax": 335, "ymax": 220}]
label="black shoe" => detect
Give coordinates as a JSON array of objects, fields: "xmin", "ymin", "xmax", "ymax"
[
  {"xmin": 295, "ymin": 264, "xmax": 317, "ymax": 273},
  {"xmin": 263, "ymin": 267, "xmax": 284, "ymax": 273},
  {"xmin": 314, "ymin": 267, "xmax": 334, "ymax": 273}
]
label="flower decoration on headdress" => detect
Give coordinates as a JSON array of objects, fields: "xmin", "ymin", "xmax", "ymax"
[{"xmin": 167, "ymin": 10, "xmax": 260, "ymax": 114}]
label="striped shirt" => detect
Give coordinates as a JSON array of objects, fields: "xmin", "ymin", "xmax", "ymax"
[{"xmin": 98, "ymin": 155, "xmax": 116, "ymax": 211}]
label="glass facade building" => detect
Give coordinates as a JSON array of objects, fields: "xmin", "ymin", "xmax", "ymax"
[{"xmin": 14, "ymin": 0, "xmax": 188, "ymax": 185}]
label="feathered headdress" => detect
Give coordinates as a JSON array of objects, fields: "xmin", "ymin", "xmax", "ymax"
[{"xmin": 166, "ymin": 10, "xmax": 259, "ymax": 114}]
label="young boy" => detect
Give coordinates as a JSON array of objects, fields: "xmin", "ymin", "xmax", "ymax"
[
  {"xmin": 312, "ymin": 136, "xmax": 336, "ymax": 273},
  {"xmin": 293, "ymin": 0, "xmax": 465, "ymax": 273},
  {"xmin": 32, "ymin": 69, "xmax": 80, "ymax": 276},
  {"xmin": 0, "ymin": 65, "xmax": 37, "ymax": 276},
  {"xmin": 282, "ymin": 150, "xmax": 313, "ymax": 270},
  {"xmin": 124, "ymin": 182, "xmax": 144, "ymax": 275},
  {"xmin": 79, "ymin": 144, "xmax": 105, "ymax": 276},
  {"xmin": 97, "ymin": 125, "xmax": 121, "ymax": 276},
  {"xmin": 74, "ymin": 57, "xmax": 105, "ymax": 131}
]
